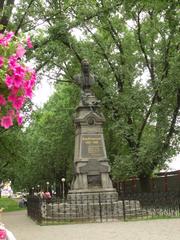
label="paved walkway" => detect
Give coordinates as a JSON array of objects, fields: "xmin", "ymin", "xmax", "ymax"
[{"xmin": 1, "ymin": 211, "xmax": 180, "ymax": 240}]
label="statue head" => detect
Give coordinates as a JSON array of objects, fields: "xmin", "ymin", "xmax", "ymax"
[
  {"xmin": 74, "ymin": 59, "xmax": 95, "ymax": 91},
  {"xmin": 81, "ymin": 59, "xmax": 90, "ymax": 76}
]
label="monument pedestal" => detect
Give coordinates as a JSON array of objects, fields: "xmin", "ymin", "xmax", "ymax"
[
  {"xmin": 67, "ymin": 89, "xmax": 118, "ymax": 204},
  {"xmin": 68, "ymin": 189, "xmax": 118, "ymax": 204}
]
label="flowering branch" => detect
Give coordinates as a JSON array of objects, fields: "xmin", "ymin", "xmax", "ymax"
[{"xmin": 0, "ymin": 31, "xmax": 36, "ymax": 128}]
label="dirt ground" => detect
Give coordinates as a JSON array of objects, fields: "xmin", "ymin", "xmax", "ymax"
[{"xmin": 2, "ymin": 211, "xmax": 180, "ymax": 240}]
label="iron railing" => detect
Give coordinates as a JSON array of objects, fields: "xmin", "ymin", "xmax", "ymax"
[{"xmin": 27, "ymin": 191, "xmax": 180, "ymax": 225}]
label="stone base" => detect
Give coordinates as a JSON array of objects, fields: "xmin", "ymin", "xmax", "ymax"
[
  {"xmin": 67, "ymin": 189, "xmax": 118, "ymax": 203},
  {"xmin": 42, "ymin": 200, "xmax": 141, "ymax": 221}
]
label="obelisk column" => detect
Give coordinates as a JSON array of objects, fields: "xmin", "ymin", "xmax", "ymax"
[{"xmin": 68, "ymin": 60, "xmax": 117, "ymax": 202}]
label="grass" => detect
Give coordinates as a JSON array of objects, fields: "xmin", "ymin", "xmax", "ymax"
[
  {"xmin": 125, "ymin": 214, "xmax": 180, "ymax": 222},
  {"xmin": 0, "ymin": 197, "xmax": 23, "ymax": 212}
]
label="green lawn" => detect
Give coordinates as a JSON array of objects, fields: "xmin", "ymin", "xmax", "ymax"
[{"xmin": 0, "ymin": 197, "xmax": 22, "ymax": 212}]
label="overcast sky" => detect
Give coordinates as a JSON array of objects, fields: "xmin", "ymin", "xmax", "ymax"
[{"xmin": 32, "ymin": 78, "xmax": 55, "ymax": 108}]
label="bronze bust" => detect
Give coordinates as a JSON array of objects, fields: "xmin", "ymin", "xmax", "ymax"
[{"xmin": 74, "ymin": 59, "xmax": 95, "ymax": 92}]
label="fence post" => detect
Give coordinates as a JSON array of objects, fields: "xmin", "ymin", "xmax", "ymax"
[
  {"xmin": 37, "ymin": 197, "xmax": 42, "ymax": 224},
  {"xmin": 164, "ymin": 173, "xmax": 168, "ymax": 192},
  {"xmin": 122, "ymin": 193, "xmax": 126, "ymax": 221},
  {"xmin": 99, "ymin": 193, "xmax": 102, "ymax": 222}
]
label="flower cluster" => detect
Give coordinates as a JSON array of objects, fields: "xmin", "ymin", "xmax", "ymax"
[{"xmin": 0, "ymin": 32, "xmax": 36, "ymax": 129}]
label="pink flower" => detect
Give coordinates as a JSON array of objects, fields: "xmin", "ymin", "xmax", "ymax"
[
  {"xmin": 0, "ymin": 115, "xmax": 13, "ymax": 129},
  {"xmin": 8, "ymin": 109, "xmax": 15, "ymax": 116},
  {"xmin": 8, "ymin": 56, "xmax": 18, "ymax": 69},
  {"xmin": 17, "ymin": 113, "xmax": 23, "ymax": 126},
  {"xmin": 27, "ymin": 36, "xmax": 33, "ymax": 48},
  {"xmin": 0, "ymin": 56, "xmax": 4, "ymax": 68},
  {"xmin": 16, "ymin": 44, "xmax": 26, "ymax": 58},
  {"xmin": 0, "ymin": 228, "xmax": 7, "ymax": 238},
  {"xmin": 11, "ymin": 87, "xmax": 19, "ymax": 95},
  {"xmin": 8, "ymin": 94, "xmax": 16, "ymax": 103},
  {"xmin": 30, "ymin": 71, "xmax": 36, "ymax": 84},
  {"xmin": 0, "ymin": 95, "xmax": 6, "ymax": 106},
  {"xmin": 0, "ymin": 32, "xmax": 14, "ymax": 46},
  {"xmin": 12, "ymin": 96, "xmax": 24, "ymax": 110},
  {"xmin": 5, "ymin": 32, "xmax": 14, "ymax": 42},
  {"xmin": 14, "ymin": 65, "xmax": 25, "ymax": 76},
  {"xmin": 0, "ymin": 35, "xmax": 6, "ymax": 46},
  {"xmin": 0, "ymin": 31, "xmax": 36, "ymax": 129},
  {"xmin": 25, "ymin": 87, "xmax": 33, "ymax": 98},
  {"xmin": 14, "ymin": 74, "xmax": 23, "ymax": 88},
  {"xmin": 24, "ymin": 79, "xmax": 34, "ymax": 89},
  {"xmin": 5, "ymin": 75, "xmax": 14, "ymax": 88}
]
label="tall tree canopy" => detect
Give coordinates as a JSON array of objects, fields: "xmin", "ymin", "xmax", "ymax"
[
  {"xmin": 13, "ymin": 83, "xmax": 79, "ymax": 190},
  {"xmin": 0, "ymin": 0, "xmax": 179, "ymax": 190}
]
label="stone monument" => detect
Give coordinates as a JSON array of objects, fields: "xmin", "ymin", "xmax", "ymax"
[
  {"xmin": 68, "ymin": 59, "xmax": 118, "ymax": 203},
  {"xmin": 42, "ymin": 60, "xmax": 140, "ymax": 222}
]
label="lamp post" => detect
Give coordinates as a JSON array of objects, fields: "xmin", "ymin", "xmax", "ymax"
[
  {"xmin": 46, "ymin": 181, "xmax": 49, "ymax": 192},
  {"xmin": 32, "ymin": 187, "xmax": 34, "ymax": 195},
  {"xmin": 61, "ymin": 178, "xmax": 65, "ymax": 201},
  {"xmin": 37, "ymin": 184, "xmax": 40, "ymax": 193}
]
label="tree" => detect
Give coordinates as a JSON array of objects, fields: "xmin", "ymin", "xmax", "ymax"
[
  {"xmin": 0, "ymin": 126, "xmax": 24, "ymax": 196},
  {"xmin": 13, "ymin": 83, "xmax": 80, "ymax": 192},
  {"xmin": 0, "ymin": 0, "xmax": 15, "ymax": 33},
  {"xmin": 1, "ymin": 0, "xmax": 179, "ymax": 191}
]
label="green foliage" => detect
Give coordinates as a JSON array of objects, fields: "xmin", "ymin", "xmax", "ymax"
[
  {"xmin": 0, "ymin": 127, "xmax": 24, "ymax": 182},
  {"xmin": 0, "ymin": 0, "xmax": 179, "ymax": 185},
  {"xmin": 0, "ymin": 198, "xmax": 22, "ymax": 212},
  {"xmin": 13, "ymin": 84, "xmax": 80, "ymax": 189}
]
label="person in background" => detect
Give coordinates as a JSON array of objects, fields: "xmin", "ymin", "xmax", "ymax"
[
  {"xmin": 43, "ymin": 191, "xmax": 51, "ymax": 203},
  {"xmin": 18, "ymin": 196, "xmax": 27, "ymax": 208}
]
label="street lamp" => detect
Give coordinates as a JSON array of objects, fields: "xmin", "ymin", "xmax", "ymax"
[
  {"xmin": 37, "ymin": 185, "xmax": 40, "ymax": 193},
  {"xmin": 61, "ymin": 178, "xmax": 65, "ymax": 201},
  {"xmin": 46, "ymin": 181, "xmax": 49, "ymax": 192}
]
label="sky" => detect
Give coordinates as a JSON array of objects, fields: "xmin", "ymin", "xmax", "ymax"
[
  {"xmin": 32, "ymin": 78, "xmax": 55, "ymax": 108},
  {"xmin": 167, "ymin": 155, "xmax": 180, "ymax": 171}
]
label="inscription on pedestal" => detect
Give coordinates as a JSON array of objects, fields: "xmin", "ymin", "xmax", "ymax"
[
  {"xmin": 87, "ymin": 175, "xmax": 101, "ymax": 188},
  {"xmin": 81, "ymin": 135, "xmax": 105, "ymax": 158}
]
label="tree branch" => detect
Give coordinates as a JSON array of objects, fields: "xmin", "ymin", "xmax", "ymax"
[
  {"xmin": 136, "ymin": 35, "xmax": 172, "ymax": 147},
  {"xmin": 0, "ymin": 0, "xmax": 15, "ymax": 33},
  {"xmin": 85, "ymin": 25, "xmax": 123, "ymax": 92},
  {"xmin": 106, "ymin": 18, "xmax": 124, "ymax": 55},
  {"xmin": 36, "ymin": 60, "xmax": 50, "ymax": 72},
  {"xmin": 33, "ymin": 2, "xmax": 122, "ymax": 51},
  {"xmin": 14, "ymin": 0, "xmax": 35, "ymax": 35},
  {"xmin": 137, "ymin": 91, "xmax": 158, "ymax": 146},
  {"xmin": 163, "ymin": 88, "xmax": 180, "ymax": 150},
  {"xmin": 136, "ymin": 11, "xmax": 156, "ymax": 87},
  {"xmin": 63, "ymin": 61, "xmax": 76, "ymax": 82},
  {"xmin": 61, "ymin": 38, "xmax": 82, "ymax": 64},
  {"xmin": 0, "ymin": 0, "xmax": 5, "ymax": 11},
  {"xmin": 2, "ymin": 161, "xmax": 10, "ymax": 170},
  {"xmin": 160, "ymin": 36, "xmax": 172, "ymax": 82}
]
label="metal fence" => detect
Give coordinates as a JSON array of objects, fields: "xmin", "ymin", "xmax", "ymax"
[
  {"xmin": 113, "ymin": 171, "xmax": 180, "ymax": 193},
  {"xmin": 27, "ymin": 191, "xmax": 180, "ymax": 225}
]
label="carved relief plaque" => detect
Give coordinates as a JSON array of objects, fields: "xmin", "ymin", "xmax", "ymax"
[
  {"xmin": 87, "ymin": 175, "xmax": 101, "ymax": 188},
  {"xmin": 81, "ymin": 134, "xmax": 105, "ymax": 158}
]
